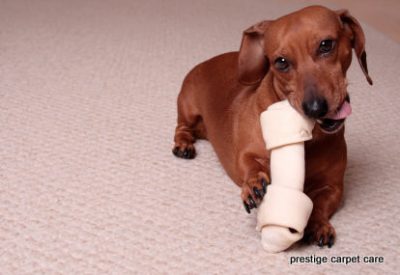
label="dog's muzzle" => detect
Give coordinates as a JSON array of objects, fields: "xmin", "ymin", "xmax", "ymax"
[{"xmin": 317, "ymin": 96, "xmax": 351, "ymax": 134}]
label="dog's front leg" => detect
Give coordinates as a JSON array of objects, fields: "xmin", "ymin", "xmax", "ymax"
[
  {"xmin": 236, "ymin": 152, "xmax": 270, "ymax": 213},
  {"xmin": 303, "ymin": 178, "xmax": 344, "ymax": 248}
]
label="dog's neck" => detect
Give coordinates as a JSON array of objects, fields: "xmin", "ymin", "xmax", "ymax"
[{"xmin": 254, "ymin": 74, "xmax": 283, "ymax": 114}]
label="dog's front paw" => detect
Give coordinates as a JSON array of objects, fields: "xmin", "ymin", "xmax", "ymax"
[
  {"xmin": 172, "ymin": 143, "xmax": 196, "ymax": 159},
  {"xmin": 241, "ymin": 172, "xmax": 270, "ymax": 214},
  {"xmin": 303, "ymin": 219, "xmax": 336, "ymax": 248}
]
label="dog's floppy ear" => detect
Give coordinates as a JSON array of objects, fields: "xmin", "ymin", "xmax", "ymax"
[
  {"xmin": 238, "ymin": 20, "xmax": 270, "ymax": 86},
  {"xmin": 337, "ymin": 9, "xmax": 373, "ymax": 85}
]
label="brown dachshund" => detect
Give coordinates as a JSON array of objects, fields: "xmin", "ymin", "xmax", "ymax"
[{"xmin": 172, "ymin": 6, "xmax": 372, "ymax": 247}]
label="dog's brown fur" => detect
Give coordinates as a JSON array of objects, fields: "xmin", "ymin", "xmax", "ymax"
[{"xmin": 173, "ymin": 6, "xmax": 372, "ymax": 247}]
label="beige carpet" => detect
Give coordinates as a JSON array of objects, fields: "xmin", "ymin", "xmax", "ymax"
[{"xmin": 1, "ymin": 0, "xmax": 399, "ymax": 274}]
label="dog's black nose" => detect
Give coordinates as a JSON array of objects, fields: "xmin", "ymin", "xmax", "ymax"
[{"xmin": 302, "ymin": 97, "xmax": 328, "ymax": 118}]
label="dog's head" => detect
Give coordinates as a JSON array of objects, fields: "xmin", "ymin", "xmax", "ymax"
[{"xmin": 238, "ymin": 6, "xmax": 372, "ymax": 133}]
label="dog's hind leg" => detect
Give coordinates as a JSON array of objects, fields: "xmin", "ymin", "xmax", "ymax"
[{"xmin": 172, "ymin": 84, "xmax": 205, "ymax": 159}]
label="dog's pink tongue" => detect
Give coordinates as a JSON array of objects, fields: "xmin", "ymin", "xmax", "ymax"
[{"xmin": 326, "ymin": 101, "xmax": 352, "ymax": 120}]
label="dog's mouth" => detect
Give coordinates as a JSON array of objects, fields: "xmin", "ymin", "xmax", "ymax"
[{"xmin": 317, "ymin": 96, "xmax": 351, "ymax": 134}]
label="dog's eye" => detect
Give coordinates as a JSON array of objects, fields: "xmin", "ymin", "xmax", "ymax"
[
  {"xmin": 274, "ymin": 57, "xmax": 289, "ymax": 72},
  {"xmin": 319, "ymin": 39, "xmax": 335, "ymax": 54}
]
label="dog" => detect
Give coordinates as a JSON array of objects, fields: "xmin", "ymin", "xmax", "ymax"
[{"xmin": 172, "ymin": 5, "xmax": 372, "ymax": 247}]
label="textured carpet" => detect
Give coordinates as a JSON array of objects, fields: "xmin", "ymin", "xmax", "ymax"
[{"xmin": 0, "ymin": 0, "xmax": 399, "ymax": 274}]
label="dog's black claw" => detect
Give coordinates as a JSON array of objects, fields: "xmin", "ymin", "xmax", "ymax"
[
  {"xmin": 173, "ymin": 147, "xmax": 195, "ymax": 159},
  {"xmin": 183, "ymin": 149, "xmax": 195, "ymax": 159},
  {"xmin": 248, "ymin": 196, "xmax": 257, "ymax": 209},
  {"xmin": 172, "ymin": 147, "xmax": 184, "ymax": 158},
  {"xmin": 253, "ymin": 187, "xmax": 262, "ymax": 199},
  {"xmin": 318, "ymin": 236, "xmax": 324, "ymax": 247},
  {"xmin": 243, "ymin": 201, "xmax": 251, "ymax": 214},
  {"xmin": 261, "ymin": 178, "xmax": 268, "ymax": 194},
  {"xmin": 304, "ymin": 233, "xmax": 314, "ymax": 244},
  {"xmin": 327, "ymin": 235, "xmax": 334, "ymax": 248}
]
